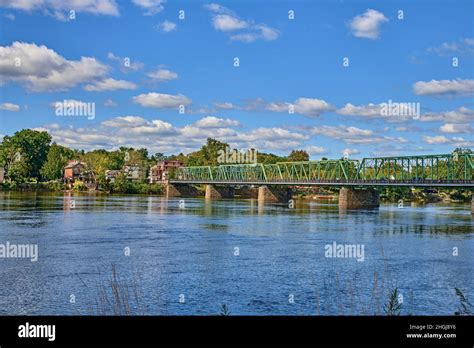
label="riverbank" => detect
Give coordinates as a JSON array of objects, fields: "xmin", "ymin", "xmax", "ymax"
[
  {"xmin": 1, "ymin": 181, "xmax": 166, "ymax": 195},
  {"xmin": 1, "ymin": 182, "xmax": 472, "ymax": 203}
]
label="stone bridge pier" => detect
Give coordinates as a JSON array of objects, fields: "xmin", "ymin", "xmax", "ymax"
[
  {"xmin": 338, "ymin": 187, "xmax": 379, "ymax": 209},
  {"xmin": 205, "ymin": 185, "xmax": 235, "ymax": 199},
  {"xmin": 258, "ymin": 185, "xmax": 292, "ymax": 203},
  {"xmin": 471, "ymin": 194, "xmax": 474, "ymax": 214},
  {"xmin": 166, "ymin": 184, "xmax": 200, "ymax": 198}
]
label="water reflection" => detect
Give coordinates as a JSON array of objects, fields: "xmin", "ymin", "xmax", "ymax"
[{"xmin": 0, "ymin": 192, "xmax": 472, "ymax": 315}]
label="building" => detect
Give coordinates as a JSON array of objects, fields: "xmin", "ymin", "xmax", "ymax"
[
  {"xmin": 64, "ymin": 160, "xmax": 92, "ymax": 183},
  {"xmin": 123, "ymin": 164, "xmax": 143, "ymax": 182},
  {"xmin": 149, "ymin": 160, "xmax": 183, "ymax": 183},
  {"xmin": 105, "ymin": 165, "xmax": 146, "ymax": 184},
  {"xmin": 0, "ymin": 167, "xmax": 4, "ymax": 184},
  {"xmin": 105, "ymin": 170, "xmax": 120, "ymax": 183}
]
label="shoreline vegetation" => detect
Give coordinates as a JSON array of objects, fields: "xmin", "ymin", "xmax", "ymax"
[
  {"xmin": 1, "ymin": 181, "xmax": 472, "ymax": 204},
  {"xmin": 0, "ymin": 129, "xmax": 472, "ymax": 203}
]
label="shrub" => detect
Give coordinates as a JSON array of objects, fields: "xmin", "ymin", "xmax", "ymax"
[{"xmin": 73, "ymin": 180, "xmax": 87, "ymax": 191}]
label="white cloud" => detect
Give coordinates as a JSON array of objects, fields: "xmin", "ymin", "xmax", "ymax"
[
  {"xmin": 156, "ymin": 20, "xmax": 176, "ymax": 32},
  {"xmin": 212, "ymin": 14, "xmax": 248, "ymax": 31},
  {"xmin": 265, "ymin": 102, "xmax": 289, "ymax": 113},
  {"xmin": 0, "ymin": 42, "xmax": 108, "ymax": 92},
  {"xmin": 420, "ymin": 107, "xmax": 474, "ymax": 123},
  {"xmin": 84, "ymin": 78, "xmax": 137, "ymax": 92},
  {"xmin": 4, "ymin": 13, "xmax": 15, "ymax": 20},
  {"xmin": 107, "ymin": 52, "xmax": 143, "ymax": 71},
  {"xmin": 215, "ymin": 102, "xmax": 234, "ymax": 109},
  {"xmin": 429, "ymin": 38, "xmax": 474, "ymax": 56},
  {"xmin": 255, "ymin": 24, "xmax": 279, "ymax": 41},
  {"xmin": 0, "ymin": 102, "xmax": 20, "ymax": 112},
  {"xmin": 233, "ymin": 127, "xmax": 309, "ymax": 151},
  {"xmin": 336, "ymin": 102, "xmax": 420, "ymax": 122},
  {"xmin": 341, "ymin": 148, "xmax": 360, "ymax": 156},
  {"xmin": 267, "ymin": 98, "xmax": 333, "ymax": 116},
  {"xmin": 422, "ymin": 135, "xmax": 450, "ymax": 144},
  {"xmin": 36, "ymin": 115, "xmax": 309, "ymax": 154},
  {"xmin": 49, "ymin": 99, "xmax": 89, "ymax": 109},
  {"xmin": 194, "ymin": 116, "xmax": 240, "ymax": 128},
  {"xmin": 104, "ymin": 99, "xmax": 117, "ymax": 107},
  {"xmin": 205, "ymin": 3, "xmax": 279, "ymax": 43},
  {"xmin": 311, "ymin": 125, "xmax": 392, "ymax": 144},
  {"xmin": 439, "ymin": 123, "xmax": 473, "ymax": 134},
  {"xmin": 413, "ymin": 79, "xmax": 474, "ymax": 96},
  {"xmin": 132, "ymin": 92, "xmax": 191, "ymax": 108},
  {"xmin": 132, "ymin": 0, "xmax": 165, "ymax": 16},
  {"xmin": 147, "ymin": 68, "xmax": 178, "ymax": 82},
  {"xmin": 421, "ymin": 135, "xmax": 473, "ymax": 146},
  {"xmin": 101, "ymin": 116, "xmax": 148, "ymax": 127},
  {"xmin": 293, "ymin": 98, "xmax": 333, "ymax": 116},
  {"xmin": 349, "ymin": 9, "xmax": 388, "ymax": 40},
  {"xmin": 337, "ymin": 103, "xmax": 382, "ymax": 117},
  {"xmin": 230, "ymin": 25, "xmax": 279, "ymax": 42},
  {"xmin": 305, "ymin": 146, "xmax": 327, "ymax": 156},
  {"xmin": 0, "ymin": 0, "xmax": 120, "ymax": 20},
  {"xmin": 204, "ymin": 3, "xmax": 231, "ymax": 14}
]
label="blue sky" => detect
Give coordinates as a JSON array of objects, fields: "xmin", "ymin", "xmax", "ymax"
[{"xmin": 0, "ymin": 0, "xmax": 473, "ymax": 158}]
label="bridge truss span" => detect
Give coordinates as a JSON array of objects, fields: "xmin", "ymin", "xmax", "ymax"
[{"xmin": 170, "ymin": 153, "xmax": 474, "ymax": 187}]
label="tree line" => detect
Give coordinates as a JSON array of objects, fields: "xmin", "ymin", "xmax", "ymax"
[{"xmin": 0, "ymin": 129, "xmax": 310, "ymax": 186}]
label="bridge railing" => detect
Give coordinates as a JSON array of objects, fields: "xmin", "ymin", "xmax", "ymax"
[{"xmin": 173, "ymin": 153, "xmax": 474, "ymax": 183}]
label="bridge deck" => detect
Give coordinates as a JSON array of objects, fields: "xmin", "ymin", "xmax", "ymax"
[
  {"xmin": 169, "ymin": 180, "xmax": 474, "ymax": 187},
  {"xmin": 171, "ymin": 152, "xmax": 474, "ymax": 187}
]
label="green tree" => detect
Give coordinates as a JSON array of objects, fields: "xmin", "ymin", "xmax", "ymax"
[
  {"xmin": 152, "ymin": 152, "xmax": 166, "ymax": 162},
  {"xmin": 180, "ymin": 138, "xmax": 229, "ymax": 166},
  {"xmin": 287, "ymin": 150, "xmax": 309, "ymax": 162},
  {"xmin": 257, "ymin": 152, "xmax": 286, "ymax": 164},
  {"xmin": 453, "ymin": 147, "xmax": 473, "ymax": 155},
  {"xmin": 81, "ymin": 150, "xmax": 111, "ymax": 185},
  {"xmin": 107, "ymin": 150, "xmax": 125, "ymax": 170},
  {"xmin": 200, "ymin": 138, "xmax": 229, "ymax": 166},
  {"xmin": 113, "ymin": 172, "xmax": 130, "ymax": 193},
  {"xmin": 167, "ymin": 153, "xmax": 187, "ymax": 164},
  {"xmin": 0, "ymin": 129, "xmax": 52, "ymax": 182},
  {"xmin": 40, "ymin": 143, "xmax": 74, "ymax": 180}
]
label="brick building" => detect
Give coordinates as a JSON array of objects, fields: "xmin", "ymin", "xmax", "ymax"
[{"xmin": 149, "ymin": 160, "xmax": 183, "ymax": 183}]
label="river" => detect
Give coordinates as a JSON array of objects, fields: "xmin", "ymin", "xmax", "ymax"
[{"xmin": 0, "ymin": 192, "xmax": 472, "ymax": 315}]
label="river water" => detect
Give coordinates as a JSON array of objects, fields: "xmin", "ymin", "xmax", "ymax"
[{"xmin": 0, "ymin": 192, "xmax": 472, "ymax": 315}]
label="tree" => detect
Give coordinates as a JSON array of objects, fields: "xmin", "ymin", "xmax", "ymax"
[
  {"xmin": 287, "ymin": 150, "xmax": 309, "ymax": 162},
  {"xmin": 107, "ymin": 150, "xmax": 125, "ymax": 170},
  {"xmin": 151, "ymin": 152, "xmax": 166, "ymax": 162},
  {"xmin": 137, "ymin": 148, "xmax": 149, "ymax": 160},
  {"xmin": 453, "ymin": 148, "xmax": 473, "ymax": 155},
  {"xmin": 0, "ymin": 129, "xmax": 51, "ymax": 182},
  {"xmin": 257, "ymin": 152, "xmax": 286, "ymax": 164},
  {"xmin": 179, "ymin": 138, "xmax": 229, "ymax": 166},
  {"xmin": 41, "ymin": 143, "xmax": 74, "ymax": 180},
  {"xmin": 112, "ymin": 172, "xmax": 130, "ymax": 193},
  {"xmin": 167, "ymin": 152, "xmax": 187, "ymax": 164},
  {"xmin": 200, "ymin": 138, "xmax": 229, "ymax": 166}
]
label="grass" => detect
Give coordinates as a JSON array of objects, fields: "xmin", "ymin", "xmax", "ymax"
[
  {"xmin": 76, "ymin": 264, "xmax": 144, "ymax": 315},
  {"xmin": 73, "ymin": 261, "xmax": 469, "ymax": 316}
]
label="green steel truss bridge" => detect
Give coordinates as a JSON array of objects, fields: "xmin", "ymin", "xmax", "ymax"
[{"xmin": 170, "ymin": 153, "xmax": 474, "ymax": 187}]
